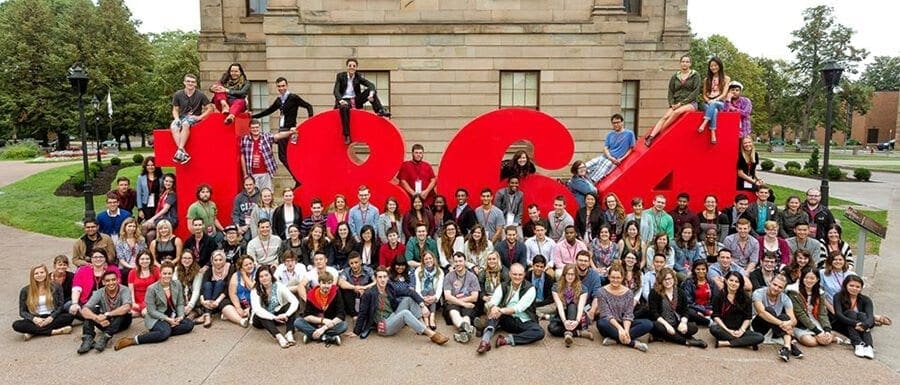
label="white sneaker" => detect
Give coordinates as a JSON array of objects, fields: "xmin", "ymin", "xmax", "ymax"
[
  {"xmin": 633, "ymin": 341, "xmax": 649, "ymax": 352},
  {"xmin": 863, "ymin": 345, "xmax": 875, "ymax": 359},
  {"xmin": 601, "ymin": 337, "xmax": 616, "ymax": 346},
  {"xmin": 854, "ymin": 343, "xmax": 866, "ymax": 358}
]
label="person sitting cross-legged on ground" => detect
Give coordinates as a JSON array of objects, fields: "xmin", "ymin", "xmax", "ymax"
[
  {"xmin": 648, "ymin": 268, "xmax": 708, "ymax": 349},
  {"xmin": 348, "ymin": 266, "xmax": 449, "ymax": 345},
  {"xmin": 249, "ymin": 267, "xmax": 299, "ymax": 348},
  {"xmin": 114, "ymin": 262, "xmax": 194, "ymax": 351},
  {"xmin": 295, "ymin": 271, "xmax": 347, "ymax": 346},
  {"xmin": 78, "ymin": 270, "xmax": 133, "ymax": 354},
  {"xmin": 476, "ymin": 263, "xmax": 546, "ymax": 353},
  {"xmin": 751, "ymin": 274, "xmax": 803, "ymax": 362},
  {"xmin": 12, "ymin": 264, "xmax": 74, "ymax": 341},
  {"xmin": 709, "ymin": 271, "xmax": 764, "ymax": 349},
  {"xmin": 595, "ymin": 260, "xmax": 652, "ymax": 352},
  {"xmin": 443, "ymin": 252, "xmax": 480, "ymax": 344},
  {"xmin": 548, "ymin": 263, "xmax": 593, "ymax": 347}
]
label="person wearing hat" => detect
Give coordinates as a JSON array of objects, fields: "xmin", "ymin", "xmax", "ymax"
[
  {"xmin": 218, "ymin": 224, "xmax": 246, "ymax": 264},
  {"xmin": 724, "ymin": 81, "xmax": 753, "ymax": 139}
]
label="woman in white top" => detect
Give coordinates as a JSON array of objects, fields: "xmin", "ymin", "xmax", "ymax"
[
  {"xmin": 174, "ymin": 250, "xmax": 205, "ymax": 324},
  {"xmin": 438, "ymin": 221, "xmax": 465, "ymax": 269},
  {"xmin": 414, "ymin": 251, "xmax": 444, "ymax": 330},
  {"xmin": 250, "ymin": 267, "xmax": 300, "ymax": 348}
]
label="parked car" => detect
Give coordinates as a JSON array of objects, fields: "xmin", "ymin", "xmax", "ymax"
[{"xmin": 876, "ymin": 139, "xmax": 895, "ymax": 151}]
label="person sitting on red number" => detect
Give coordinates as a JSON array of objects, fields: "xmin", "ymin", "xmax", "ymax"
[
  {"xmin": 210, "ymin": 63, "xmax": 250, "ymax": 125},
  {"xmin": 170, "ymin": 74, "xmax": 213, "ymax": 165},
  {"xmin": 239, "ymin": 119, "xmax": 297, "ymax": 192},
  {"xmin": 333, "ymin": 58, "xmax": 390, "ymax": 145},
  {"xmin": 584, "ymin": 114, "xmax": 635, "ymax": 183},
  {"xmin": 499, "ymin": 150, "xmax": 537, "ymax": 181}
]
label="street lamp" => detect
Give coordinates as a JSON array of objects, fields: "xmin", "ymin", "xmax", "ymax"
[
  {"xmin": 91, "ymin": 95, "xmax": 101, "ymax": 162},
  {"xmin": 68, "ymin": 63, "xmax": 94, "ymax": 221},
  {"xmin": 819, "ymin": 60, "xmax": 844, "ymax": 205}
]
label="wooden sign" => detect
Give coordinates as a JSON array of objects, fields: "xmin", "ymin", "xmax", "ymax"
[{"xmin": 844, "ymin": 207, "xmax": 887, "ymax": 239}]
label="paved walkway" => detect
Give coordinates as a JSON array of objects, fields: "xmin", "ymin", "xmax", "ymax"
[{"xmin": 1, "ymin": 162, "xmax": 898, "ymax": 382}]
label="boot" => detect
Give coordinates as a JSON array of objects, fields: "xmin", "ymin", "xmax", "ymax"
[
  {"xmin": 114, "ymin": 337, "xmax": 137, "ymax": 351},
  {"xmin": 77, "ymin": 336, "xmax": 94, "ymax": 354},
  {"xmin": 93, "ymin": 333, "xmax": 111, "ymax": 352}
]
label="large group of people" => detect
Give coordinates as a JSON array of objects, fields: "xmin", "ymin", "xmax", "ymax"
[{"xmin": 12, "ymin": 57, "xmax": 890, "ymax": 362}]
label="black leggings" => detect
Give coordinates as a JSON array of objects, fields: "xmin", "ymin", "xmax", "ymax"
[
  {"xmin": 651, "ymin": 320, "xmax": 699, "ymax": 344},
  {"xmin": 548, "ymin": 303, "xmax": 581, "ymax": 337},
  {"xmin": 252, "ymin": 304, "xmax": 297, "ymax": 337},
  {"xmin": 751, "ymin": 311, "xmax": 791, "ymax": 339},
  {"xmin": 12, "ymin": 313, "xmax": 74, "ymax": 336},
  {"xmin": 709, "ymin": 324, "xmax": 765, "ymax": 347},
  {"xmin": 832, "ymin": 311, "xmax": 875, "ymax": 347}
]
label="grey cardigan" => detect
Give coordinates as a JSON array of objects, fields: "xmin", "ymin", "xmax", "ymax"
[{"xmin": 144, "ymin": 280, "xmax": 186, "ymax": 330}]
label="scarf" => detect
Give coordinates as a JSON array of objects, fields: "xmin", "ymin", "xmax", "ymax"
[
  {"xmin": 422, "ymin": 266, "xmax": 436, "ymax": 295},
  {"xmin": 225, "ymin": 74, "xmax": 246, "ymax": 90},
  {"xmin": 308, "ymin": 285, "xmax": 338, "ymax": 313}
]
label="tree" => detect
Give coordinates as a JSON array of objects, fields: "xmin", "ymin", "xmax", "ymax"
[
  {"xmin": 788, "ymin": 5, "xmax": 868, "ymax": 141},
  {"xmin": 860, "ymin": 56, "xmax": 900, "ymax": 91},
  {"xmin": 754, "ymin": 57, "xmax": 801, "ymax": 141},
  {"xmin": 144, "ymin": 31, "xmax": 200, "ymax": 146}
]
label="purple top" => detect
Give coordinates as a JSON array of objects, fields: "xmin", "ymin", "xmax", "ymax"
[
  {"xmin": 725, "ymin": 96, "xmax": 752, "ymax": 138},
  {"xmin": 597, "ymin": 286, "xmax": 636, "ymax": 323}
]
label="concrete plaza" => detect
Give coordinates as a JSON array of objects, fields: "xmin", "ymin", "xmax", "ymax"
[{"xmin": 1, "ymin": 161, "xmax": 898, "ymax": 384}]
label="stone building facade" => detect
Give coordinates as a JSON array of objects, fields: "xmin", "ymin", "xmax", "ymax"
[{"xmin": 199, "ymin": 0, "xmax": 690, "ymax": 168}]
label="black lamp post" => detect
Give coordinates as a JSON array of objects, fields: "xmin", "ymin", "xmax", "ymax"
[
  {"xmin": 68, "ymin": 63, "xmax": 94, "ymax": 221},
  {"xmin": 819, "ymin": 60, "xmax": 844, "ymax": 205},
  {"xmin": 91, "ymin": 95, "xmax": 101, "ymax": 162}
]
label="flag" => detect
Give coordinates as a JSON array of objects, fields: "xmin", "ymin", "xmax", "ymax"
[{"xmin": 106, "ymin": 91, "xmax": 113, "ymax": 118}]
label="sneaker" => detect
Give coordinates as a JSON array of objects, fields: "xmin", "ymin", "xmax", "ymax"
[
  {"xmin": 22, "ymin": 333, "xmax": 32, "ymax": 341},
  {"xmin": 239, "ymin": 317, "xmax": 249, "ymax": 328},
  {"xmin": 633, "ymin": 341, "xmax": 649, "ymax": 352},
  {"xmin": 779, "ymin": 347, "xmax": 790, "ymax": 362},
  {"xmin": 602, "ymin": 337, "xmax": 616, "ymax": 346},
  {"xmin": 564, "ymin": 332, "xmax": 574, "ymax": 347},
  {"xmin": 687, "ymin": 338, "xmax": 708, "ymax": 349},
  {"xmin": 789, "ymin": 342, "xmax": 804, "ymax": 359},
  {"xmin": 578, "ymin": 330, "xmax": 594, "ymax": 341},
  {"xmin": 863, "ymin": 345, "xmax": 875, "ymax": 359},
  {"xmin": 453, "ymin": 331, "xmax": 470, "ymax": 344},
  {"xmin": 77, "ymin": 337, "xmax": 94, "ymax": 354},
  {"xmin": 462, "ymin": 322, "xmax": 475, "ymax": 336},
  {"xmin": 854, "ymin": 343, "xmax": 866, "ymax": 358},
  {"xmin": 330, "ymin": 335, "xmax": 342, "ymax": 346},
  {"xmin": 180, "ymin": 152, "xmax": 191, "ymax": 165},
  {"xmin": 302, "ymin": 334, "xmax": 309, "ymax": 344}
]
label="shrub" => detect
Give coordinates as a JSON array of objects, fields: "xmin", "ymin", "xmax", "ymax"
[
  {"xmin": 853, "ymin": 168, "xmax": 871, "ymax": 181},
  {"xmin": 760, "ymin": 159, "xmax": 775, "ymax": 171},
  {"xmin": 804, "ymin": 147, "xmax": 819, "ymax": 174},
  {"xmin": 0, "ymin": 142, "xmax": 42, "ymax": 160},
  {"xmin": 784, "ymin": 168, "xmax": 812, "ymax": 177},
  {"xmin": 784, "ymin": 161, "xmax": 802, "ymax": 170},
  {"xmin": 132, "ymin": 153, "xmax": 144, "ymax": 165},
  {"xmin": 826, "ymin": 165, "xmax": 843, "ymax": 181},
  {"xmin": 846, "ymin": 138, "xmax": 861, "ymax": 146},
  {"xmin": 88, "ymin": 162, "xmax": 103, "ymax": 177},
  {"xmin": 775, "ymin": 167, "xmax": 785, "ymax": 173},
  {"xmin": 69, "ymin": 172, "xmax": 86, "ymax": 189},
  {"xmin": 110, "ymin": 157, "xmax": 122, "ymax": 166}
]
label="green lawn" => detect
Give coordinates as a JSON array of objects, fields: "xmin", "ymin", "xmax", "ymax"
[
  {"xmin": 760, "ymin": 150, "xmax": 900, "ymax": 162},
  {"xmin": 0, "ymin": 164, "xmax": 142, "ymax": 238}
]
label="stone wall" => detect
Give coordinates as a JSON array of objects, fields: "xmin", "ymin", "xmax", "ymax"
[{"xmin": 199, "ymin": 0, "xmax": 690, "ymax": 176}]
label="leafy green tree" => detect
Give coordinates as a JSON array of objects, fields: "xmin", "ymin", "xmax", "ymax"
[
  {"xmin": 788, "ymin": 5, "xmax": 868, "ymax": 141},
  {"xmin": 860, "ymin": 56, "xmax": 900, "ymax": 91}
]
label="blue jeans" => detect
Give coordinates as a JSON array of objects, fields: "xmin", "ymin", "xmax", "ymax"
[
  {"xmin": 202, "ymin": 280, "xmax": 227, "ymax": 313},
  {"xmin": 294, "ymin": 318, "xmax": 348, "ymax": 340},
  {"xmin": 382, "ymin": 297, "xmax": 425, "ymax": 336},
  {"xmin": 703, "ymin": 100, "xmax": 725, "ymax": 130},
  {"xmin": 596, "ymin": 318, "xmax": 652, "ymax": 346},
  {"xmin": 137, "ymin": 318, "xmax": 194, "ymax": 344}
]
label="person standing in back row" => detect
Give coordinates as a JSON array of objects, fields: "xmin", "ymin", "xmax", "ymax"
[
  {"xmin": 252, "ymin": 77, "xmax": 313, "ymax": 189},
  {"xmin": 333, "ymin": 58, "xmax": 390, "ymax": 145}
]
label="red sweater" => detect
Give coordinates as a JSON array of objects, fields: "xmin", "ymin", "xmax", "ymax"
[{"xmin": 378, "ymin": 242, "xmax": 406, "ymax": 268}]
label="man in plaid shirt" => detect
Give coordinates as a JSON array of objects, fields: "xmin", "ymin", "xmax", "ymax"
[
  {"xmin": 585, "ymin": 114, "xmax": 635, "ymax": 183},
  {"xmin": 240, "ymin": 119, "xmax": 296, "ymax": 191}
]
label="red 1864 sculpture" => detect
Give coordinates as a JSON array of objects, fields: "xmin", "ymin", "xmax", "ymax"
[{"xmin": 155, "ymin": 109, "xmax": 738, "ymax": 239}]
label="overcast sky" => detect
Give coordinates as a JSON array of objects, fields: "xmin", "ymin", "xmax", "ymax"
[{"xmin": 127, "ymin": 0, "xmax": 898, "ymax": 62}]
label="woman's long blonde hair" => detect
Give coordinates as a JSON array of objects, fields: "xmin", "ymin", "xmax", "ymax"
[
  {"xmin": 556, "ymin": 263, "xmax": 582, "ymax": 301},
  {"xmin": 26, "ymin": 265, "xmax": 54, "ymax": 313}
]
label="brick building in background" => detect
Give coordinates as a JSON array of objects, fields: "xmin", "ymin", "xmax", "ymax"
[{"xmin": 198, "ymin": 0, "xmax": 690, "ymax": 178}]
